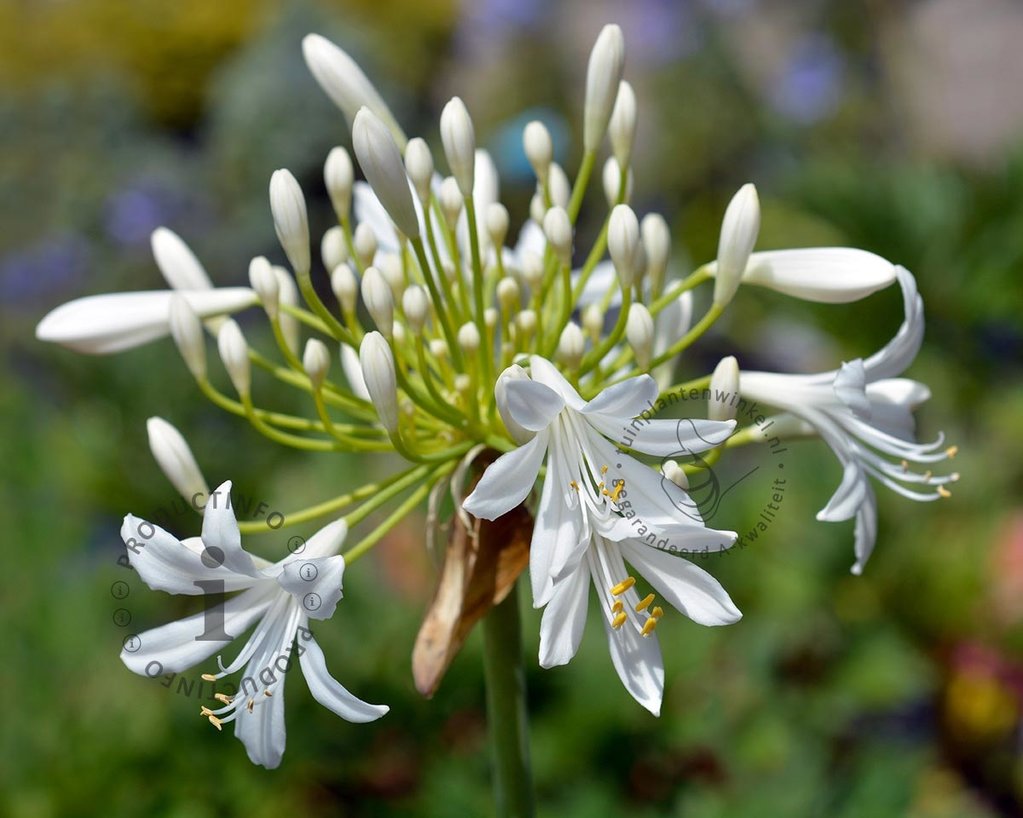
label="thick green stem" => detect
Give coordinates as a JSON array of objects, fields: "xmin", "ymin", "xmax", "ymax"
[{"xmin": 482, "ymin": 584, "xmax": 534, "ymax": 818}]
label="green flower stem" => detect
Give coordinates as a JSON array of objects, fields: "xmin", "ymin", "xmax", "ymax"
[
  {"xmin": 658, "ymin": 374, "xmax": 712, "ymax": 401},
  {"xmin": 241, "ymin": 393, "xmax": 347, "ymax": 452},
  {"xmin": 393, "ymin": 356, "xmax": 468, "ymax": 431},
  {"xmin": 577, "ymin": 287, "xmax": 632, "ymax": 376},
  {"xmin": 567, "ymin": 149, "xmax": 597, "ymax": 223},
  {"xmin": 279, "ymin": 302, "xmax": 331, "ymax": 335},
  {"xmin": 295, "ymin": 264, "xmax": 353, "ymax": 345},
  {"xmin": 648, "ymin": 266, "xmax": 711, "ymax": 315},
  {"xmin": 411, "ymin": 237, "xmax": 465, "ymax": 370},
  {"xmin": 425, "ymin": 204, "xmax": 468, "ymax": 325},
  {"xmin": 464, "ymin": 195, "xmax": 494, "ymax": 399},
  {"xmin": 311, "ymin": 388, "xmax": 394, "ymax": 451},
  {"xmin": 643, "ymin": 301, "xmax": 725, "ymax": 373},
  {"xmin": 482, "ymin": 582, "xmax": 535, "ymax": 818},
  {"xmin": 269, "ymin": 315, "xmax": 305, "ymax": 373}
]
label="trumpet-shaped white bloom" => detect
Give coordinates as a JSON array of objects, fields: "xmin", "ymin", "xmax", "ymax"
[
  {"xmin": 739, "ymin": 267, "xmax": 957, "ymax": 573},
  {"xmin": 120, "ymin": 481, "xmax": 388, "ymax": 768},
  {"xmin": 464, "ymin": 356, "xmax": 737, "ymax": 607}
]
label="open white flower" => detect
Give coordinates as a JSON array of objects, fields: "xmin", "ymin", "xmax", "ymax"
[
  {"xmin": 463, "ymin": 356, "xmax": 737, "ymax": 607},
  {"xmin": 739, "ymin": 267, "xmax": 957, "ymax": 573},
  {"xmin": 120, "ymin": 480, "xmax": 388, "ymax": 768}
]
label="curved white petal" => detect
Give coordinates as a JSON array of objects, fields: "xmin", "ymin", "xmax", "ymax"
[
  {"xmin": 863, "ymin": 266, "xmax": 924, "ymax": 379},
  {"xmin": 538, "ymin": 563, "xmax": 591, "ymax": 668},
  {"xmin": 300, "ymin": 634, "xmax": 389, "ymax": 722},
  {"xmin": 151, "ymin": 227, "xmax": 213, "ymax": 291},
  {"xmin": 602, "ymin": 614, "xmax": 664, "ymax": 716},
  {"xmin": 582, "ymin": 375, "xmax": 658, "ymax": 418},
  {"xmin": 834, "ymin": 360, "xmax": 871, "ymax": 419},
  {"xmin": 502, "ymin": 379, "xmax": 565, "ymax": 431},
  {"xmin": 851, "ymin": 482, "xmax": 878, "ymax": 575},
  {"xmin": 527, "ymin": 356, "xmax": 585, "ymax": 410},
  {"xmin": 530, "ymin": 445, "xmax": 585, "ymax": 606},
  {"xmin": 36, "ymin": 288, "xmax": 257, "ymax": 355},
  {"xmin": 575, "ymin": 260, "xmax": 621, "ymax": 308},
  {"xmin": 463, "ymin": 430, "xmax": 549, "ymax": 520},
  {"xmin": 353, "ymin": 181, "xmax": 399, "ymax": 254},
  {"xmin": 275, "ymin": 555, "xmax": 345, "ymax": 621},
  {"xmin": 201, "ymin": 481, "xmax": 259, "ymax": 578},
  {"xmin": 586, "ymin": 414, "xmax": 736, "ymax": 457}
]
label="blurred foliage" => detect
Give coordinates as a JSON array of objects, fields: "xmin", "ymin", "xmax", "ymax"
[{"xmin": 2, "ymin": 0, "xmax": 1023, "ymax": 816}]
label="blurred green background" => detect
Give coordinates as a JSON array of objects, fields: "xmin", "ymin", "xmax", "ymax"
[{"xmin": 3, "ymin": 0, "xmax": 1022, "ymax": 816}]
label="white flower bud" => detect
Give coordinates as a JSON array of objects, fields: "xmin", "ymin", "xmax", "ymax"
[
  {"xmin": 402, "ymin": 285, "xmax": 429, "ymax": 332},
  {"xmin": 440, "ymin": 97, "xmax": 476, "ymax": 197},
  {"xmin": 515, "ymin": 309, "xmax": 537, "ymax": 341},
  {"xmin": 641, "ymin": 213, "xmax": 671, "ymax": 294},
  {"xmin": 321, "ymin": 225, "xmax": 348, "ymax": 272},
  {"xmin": 248, "ymin": 256, "xmax": 279, "ymax": 318},
  {"xmin": 713, "ymin": 183, "xmax": 760, "ymax": 307},
  {"xmin": 521, "ymin": 252, "xmax": 543, "ymax": 290},
  {"xmin": 429, "ymin": 338, "xmax": 448, "ymax": 360},
  {"xmin": 273, "ymin": 267, "xmax": 301, "ymax": 355},
  {"xmin": 608, "ymin": 204, "xmax": 640, "ymax": 287},
  {"xmin": 360, "ymin": 266, "xmax": 394, "ymax": 335},
  {"xmin": 529, "ymin": 192, "xmax": 546, "ymax": 224},
  {"xmin": 392, "ymin": 321, "xmax": 406, "ymax": 345},
  {"xmin": 485, "ymin": 307, "xmax": 498, "ymax": 330},
  {"xmin": 151, "ymin": 227, "xmax": 212, "ymax": 290},
  {"xmin": 582, "ymin": 303, "xmax": 604, "ymax": 344},
  {"xmin": 548, "ymin": 163, "xmax": 570, "ymax": 208},
  {"xmin": 557, "ymin": 322, "xmax": 584, "ymax": 368},
  {"xmin": 404, "ymin": 137, "xmax": 434, "ymax": 203},
  {"xmin": 602, "ymin": 156, "xmax": 633, "ymax": 205},
  {"xmin": 217, "ymin": 319, "xmax": 250, "ymax": 397},
  {"xmin": 301, "ymin": 34, "xmax": 406, "ymax": 148},
  {"xmin": 523, "ymin": 121, "xmax": 553, "ymax": 183},
  {"xmin": 543, "ymin": 206, "xmax": 573, "ymax": 265},
  {"xmin": 168, "ymin": 294, "xmax": 206, "ymax": 379},
  {"xmin": 353, "ymin": 221, "xmax": 378, "ymax": 269},
  {"xmin": 324, "ymin": 146, "xmax": 354, "ymax": 220},
  {"xmin": 147, "ymin": 417, "xmax": 209, "ymax": 504},
  {"xmin": 625, "ymin": 303, "xmax": 654, "ymax": 368},
  {"xmin": 303, "ymin": 338, "xmax": 331, "ymax": 388},
  {"xmin": 662, "ymin": 459, "xmax": 689, "ymax": 490},
  {"xmin": 269, "ymin": 169, "xmax": 311, "ymax": 274},
  {"xmin": 495, "ymin": 364, "xmax": 535, "ymax": 444},
  {"xmin": 486, "ymin": 202, "xmax": 509, "ymax": 249},
  {"xmin": 609, "ymin": 80, "xmax": 637, "ymax": 168},
  {"xmin": 331, "ymin": 263, "xmax": 358, "ymax": 314},
  {"xmin": 709, "ymin": 355, "xmax": 740, "ymax": 421},
  {"xmin": 352, "ymin": 107, "xmax": 420, "ymax": 239},
  {"xmin": 454, "ymin": 373, "xmax": 472, "ymax": 394},
  {"xmin": 376, "ymin": 252, "xmax": 405, "ymax": 299},
  {"xmin": 439, "ymin": 177, "xmax": 464, "ymax": 230},
  {"xmin": 584, "ymin": 24, "xmax": 626, "ymax": 153},
  {"xmin": 457, "ymin": 321, "xmax": 481, "ymax": 353},
  {"xmin": 359, "ymin": 331, "xmax": 399, "ymax": 434},
  {"xmin": 496, "ymin": 277, "xmax": 520, "ymax": 311}
]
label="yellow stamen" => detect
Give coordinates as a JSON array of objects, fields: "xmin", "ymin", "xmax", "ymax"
[
  {"xmin": 608, "ymin": 482, "xmax": 624, "ymax": 502},
  {"xmin": 611, "ymin": 611, "xmax": 628, "ymax": 629},
  {"xmin": 199, "ymin": 706, "xmax": 213, "ymax": 717},
  {"xmin": 214, "ymin": 693, "xmax": 233, "ymax": 704},
  {"xmin": 264, "ymin": 690, "xmax": 273, "ymax": 697},
  {"xmin": 937, "ymin": 486, "xmax": 952, "ymax": 498},
  {"xmin": 611, "ymin": 600, "xmax": 624, "ymax": 613},
  {"xmin": 600, "ymin": 465, "xmax": 608, "ymax": 475},
  {"xmin": 635, "ymin": 593, "xmax": 655, "ymax": 612},
  {"xmin": 900, "ymin": 460, "xmax": 909, "ymax": 471},
  {"xmin": 923, "ymin": 470, "xmax": 932, "ymax": 480},
  {"xmin": 207, "ymin": 715, "xmax": 223, "ymax": 731},
  {"xmin": 201, "ymin": 673, "xmax": 217, "ymax": 682},
  {"xmin": 651, "ymin": 606, "xmax": 664, "ymax": 619},
  {"xmin": 640, "ymin": 618, "xmax": 658, "ymax": 637},
  {"xmin": 569, "ymin": 480, "xmax": 579, "ymax": 491},
  {"xmin": 246, "ymin": 699, "xmax": 255, "ymax": 713},
  {"xmin": 610, "ymin": 576, "xmax": 636, "ymax": 596},
  {"xmin": 946, "ymin": 445, "xmax": 958, "ymax": 458}
]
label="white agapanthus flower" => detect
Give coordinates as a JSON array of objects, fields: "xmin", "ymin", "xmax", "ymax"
[
  {"xmin": 739, "ymin": 267, "xmax": 957, "ymax": 573},
  {"xmin": 463, "ymin": 356, "xmax": 738, "ymax": 607},
  {"xmin": 120, "ymin": 480, "xmax": 388, "ymax": 768}
]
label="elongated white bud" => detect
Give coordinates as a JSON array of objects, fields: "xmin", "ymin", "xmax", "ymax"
[
  {"xmin": 496, "ymin": 277, "xmax": 520, "ymax": 311},
  {"xmin": 359, "ymin": 331, "xmax": 399, "ymax": 434},
  {"xmin": 440, "ymin": 97, "xmax": 476, "ymax": 197},
  {"xmin": 495, "ymin": 364, "xmax": 535, "ymax": 444},
  {"xmin": 662, "ymin": 459, "xmax": 689, "ymax": 490},
  {"xmin": 713, "ymin": 183, "xmax": 760, "ymax": 306},
  {"xmin": 269, "ymin": 170, "xmax": 311, "ymax": 274},
  {"xmin": 404, "ymin": 138, "xmax": 434, "ymax": 203},
  {"xmin": 457, "ymin": 321, "xmax": 481, "ymax": 354},
  {"xmin": 608, "ymin": 204, "xmax": 640, "ymax": 287},
  {"xmin": 549, "ymin": 163, "xmax": 570, "ymax": 209},
  {"xmin": 303, "ymin": 338, "xmax": 331, "ymax": 388},
  {"xmin": 324, "ymin": 147, "xmax": 354, "ymax": 220},
  {"xmin": 352, "ymin": 108, "xmax": 420, "ymax": 239},
  {"xmin": 402, "ymin": 285, "xmax": 429, "ymax": 331},
  {"xmin": 301, "ymin": 34, "xmax": 406, "ymax": 148},
  {"xmin": 439, "ymin": 177, "xmax": 463, "ymax": 229},
  {"xmin": 523, "ymin": 121, "xmax": 553, "ymax": 183},
  {"xmin": 331, "ymin": 263, "xmax": 358, "ymax": 314},
  {"xmin": 273, "ymin": 267, "xmax": 301, "ymax": 355},
  {"xmin": 376, "ymin": 253, "xmax": 405, "ymax": 299},
  {"xmin": 529, "ymin": 192, "xmax": 546, "ymax": 224},
  {"xmin": 353, "ymin": 222, "xmax": 378, "ymax": 269},
  {"xmin": 625, "ymin": 303, "xmax": 654, "ymax": 368},
  {"xmin": 584, "ymin": 24, "xmax": 626, "ymax": 153},
  {"xmin": 602, "ymin": 156, "xmax": 633, "ymax": 205},
  {"xmin": 609, "ymin": 80, "xmax": 637, "ymax": 168},
  {"xmin": 582, "ymin": 303, "xmax": 604, "ymax": 344},
  {"xmin": 321, "ymin": 225, "xmax": 348, "ymax": 272},
  {"xmin": 168, "ymin": 294, "xmax": 206, "ymax": 379},
  {"xmin": 147, "ymin": 417, "xmax": 209, "ymax": 504},
  {"xmin": 361, "ymin": 266, "xmax": 393, "ymax": 335},
  {"xmin": 217, "ymin": 319, "xmax": 250, "ymax": 397},
  {"xmin": 515, "ymin": 309, "xmax": 537, "ymax": 343},
  {"xmin": 486, "ymin": 203, "xmax": 509, "ymax": 249},
  {"xmin": 429, "ymin": 338, "xmax": 448, "ymax": 360},
  {"xmin": 484, "ymin": 307, "xmax": 498, "ymax": 330},
  {"xmin": 521, "ymin": 252, "xmax": 543, "ymax": 290},
  {"xmin": 557, "ymin": 322, "xmax": 584, "ymax": 368},
  {"xmin": 248, "ymin": 256, "xmax": 279, "ymax": 318},
  {"xmin": 151, "ymin": 228, "xmax": 212, "ymax": 290},
  {"xmin": 543, "ymin": 206, "xmax": 573, "ymax": 266},
  {"xmin": 641, "ymin": 213, "xmax": 670, "ymax": 295},
  {"xmin": 709, "ymin": 356, "xmax": 740, "ymax": 421}
]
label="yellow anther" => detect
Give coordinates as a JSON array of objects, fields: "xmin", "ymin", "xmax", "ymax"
[
  {"xmin": 264, "ymin": 690, "xmax": 273, "ymax": 697},
  {"xmin": 246, "ymin": 699, "xmax": 255, "ymax": 713},
  {"xmin": 601, "ymin": 481, "xmax": 625, "ymax": 503},
  {"xmin": 611, "ymin": 600, "xmax": 624, "ymax": 613},
  {"xmin": 900, "ymin": 460, "xmax": 909, "ymax": 471},
  {"xmin": 937, "ymin": 486, "xmax": 952, "ymax": 498},
  {"xmin": 611, "ymin": 612, "xmax": 628, "ymax": 629},
  {"xmin": 610, "ymin": 576, "xmax": 636, "ymax": 596},
  {"xmin": 946, "ymin": 445, "xmax": 958, "ymax": 458},
  {"xmin": 199, "ymin": 706, "xmax": 214, "ymax": 717},
  {"xmin": 951, "ymin": 472, "xmax": 960, "ymax": 482},
  {"xmin": 923, "ymin": 470, "xmax": 932, "ymax": 480},
  {"xmin": 214, "ymin": 693, "xmax": 233, "ymax": 705},
  {"xmin": 207, "ymin": 715, "xmax": 223, "ymax": 731},
  {"xmin": 640, "ymin": 617, "xmax": 658, "ymax": 637},
  {"xmin": 651, "ymin": 606, "xmax": 664, "ymax": 619},
  {"xmin": 600, "ymin": 465, "xmax": 609, "ymax": 475},
  {"xmin": 201, "ymin": 673, "xmax": 217, "ymax": 682},
  {"xmin": 635, "ymin": 593, "xmax": 655, "ymax": 613},
  {"xmin": 569, "ymin": 480, "xmax": 579, "ymax": 491}
]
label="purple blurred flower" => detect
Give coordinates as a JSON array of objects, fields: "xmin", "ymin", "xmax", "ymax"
[
  {"xmin": 0, "ymin": 234, "xmax": 90, "ymax": 304},
  {"xmin": 104, "ymin": 181, "xmax": 192, "ymax": 247},
  {"xmin": 769, "ymin": 34, "xmax": 845, "ymax": 124}
]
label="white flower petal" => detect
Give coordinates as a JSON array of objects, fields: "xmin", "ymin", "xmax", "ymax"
[
  {"xmin": 575, "ymin": 260, "xmax": 621, "ymax": 308},
  {"xmin": 276, "ymin": 555, "xmax": 345, "ymax": 621},
  {"xmin": 538, "ymin": 562, "xmax": 590, "ymax": 668},
  {"xmin": 586, "ymin": 413, "xmax": 736, "ymax": 457},
  {"xmin": 602, "ymin": 614, "xmax": 664, "ymax": 716},
  {"xmin": 581, "ymin": 375, "xmax": 658, "ymax": 418},
  {"xmin": 463, "ymin": 430, "xmax": 549, "ymax": 520},
  {"xmin": 863, "ymin": 266, "xmax": 924, "ymax": 379},
  {"xmin": 527, "ymin": 356, "xmax": 585, "ymax": 410},
  {"xmin": 201, "ymin": 481, "xmax": 259, "ymax": 578},
  {"xmin": 502, "ymin": 379, "xmax": 565, "ymax": 431},
  {"xmin": 851, "ymin": 483, "xmax": 878, "ymax": 575},
  {"xmin": 834, "ymin": 360, "xmax": 871, "ymax": 419},
  {"xmin": 340, "ymin": 343, "xmax": 371, "ymax": 400},
  {"xmin": 530, "ymin": 447, "xmax": 585, "ymax": 606},
  {"xmin": 151, "ymin": 227, "xmax": 213, "ymax": 291},
  {"xmin": 353, "ymin": 181, "xmax": 400, "ymax": 253},
  {"xmin": 299, "ymin": 635, "xmax": 389, "ymax": 722}
]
